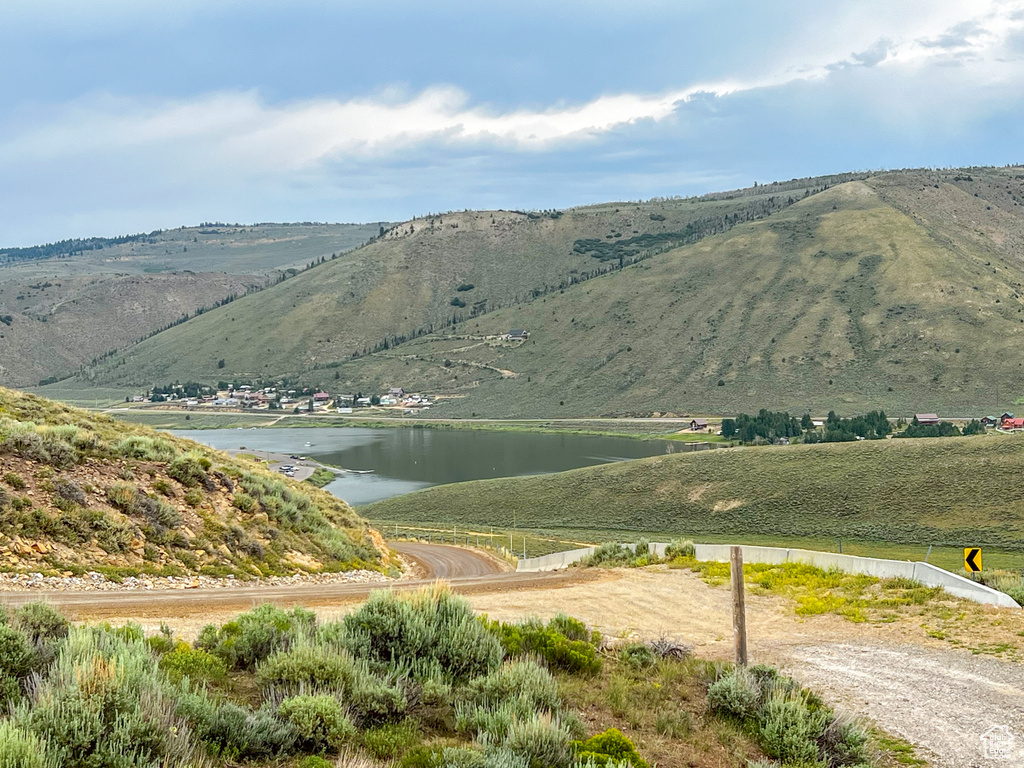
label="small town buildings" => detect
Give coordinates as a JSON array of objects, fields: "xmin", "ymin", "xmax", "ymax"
[
  {"xmin": 313, "ymin": 392, "xmax": 331, "ymax": 403},
  {"xmin": 1001, "ymin": 412, "xmax": 1015, "ymax": 422},
  {"xmin": 388, "ymin": 387, "xmax": 406, "ymax": 398},
  {"xmin": 379, "ymin": 396, "xmax": 398, "ymax": 406},
  {"xmin": 689, "ymin": 418, "xmax": 708, "ymax": 431},
  {"xmin": 915, "ymin": 413, "xmax": 940, "ymax": 426},
  {"xmin": 981, "ymin": 416, "xmax": 999, "ymax": 428},
  {"xmin": 355, "ymin": 397, "xmax": 372, "ymax": 407},
  {"xmin": 1003, "ymin": 417, "xmax": 1024, "ymax": 431}
]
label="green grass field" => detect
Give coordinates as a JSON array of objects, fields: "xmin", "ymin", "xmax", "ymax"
[{"xmin": 364, "ymin": 433, "xmax": 1024, "ymax": 569}]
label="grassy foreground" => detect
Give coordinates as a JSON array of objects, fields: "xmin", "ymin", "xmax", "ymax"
[
  {"xmin": 365, "ymin": 434, "xmax": 1024, "ymax": 561},
  {"xmin": 0, "ymin": 589, "xmax": 912, "ymax": 768}
]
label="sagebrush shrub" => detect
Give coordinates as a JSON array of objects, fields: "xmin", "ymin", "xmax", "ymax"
[
  {"xmin": 256, "ymin": 643, "xmax": 360, "ymax": 695},
  {"xmin": 52, "ymin": 478, "xmax": 86, "ymax": 506},
  {"xmin": 500, "ymin": 711, "xmax": 573, "ymax": 768},
  {"xmin": 464, "ymin": 659, "xmax": 559, "ymax": 712},
  {"xmin": 0, "ymin": 720, "xmax": 57, "ymax": 768},
  {"xmin": 114, "ymin": 436, "xmax": 177, "ymax": 462},
  {"xmin": 279, "ymin": 694, "xmax": 355, "ymax": 753},
  {"xmin": 707, "ymin": 667, "xmax": 760, "ymax": 720},
  {"xmin": 168, "ymin": 452, "xmax": 210, "ymax": 487},
  {"xmin": 340, "ymin": 584, "xmax": 503, "ymax": 683},
  {"xmin": 360, "ymin": 720, "xmax": 421, "ymax": 759},
  {"xmin": 197, "ymin": 604, "xmax": 316, "ymax": 669},
  {"xmin": 757, "ymin": 693, "xmax": 828, "ymax": 765}
]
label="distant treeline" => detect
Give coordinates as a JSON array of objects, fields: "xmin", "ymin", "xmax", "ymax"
[
  {"xmin": 1, "ymin": 231, "xmax": 163, "ymax": 264},
  {"xmin": 722, "ymin": 409, "xmax": 983, "ymax": 444}
]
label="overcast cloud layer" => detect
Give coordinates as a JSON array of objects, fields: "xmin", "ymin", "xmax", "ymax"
[{"xmin": 2, "ymin": 0, "xmax": 1024, "ymax": 246}]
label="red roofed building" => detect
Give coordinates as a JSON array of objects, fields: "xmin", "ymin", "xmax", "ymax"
[
  {"xmin": 1003, "ymin": 417, "xmax": 1024, "ymax": 431},
  {"xmin": 313, "ymin": 392, "xmax": 331, "ymax": 402}
]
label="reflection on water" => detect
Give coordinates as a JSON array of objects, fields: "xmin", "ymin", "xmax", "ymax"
[{"xmin": 173, "ymin": 426, "xmax": 696, "ymax": 506}]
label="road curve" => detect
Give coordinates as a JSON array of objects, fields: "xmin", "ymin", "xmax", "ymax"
[
  {"xmin": 0, "ymin": 543, "xmax": 593, "ymax": 622},
  {"xmin": 392, "ymin": 542, "xmax": 511, "ymax": 579}
]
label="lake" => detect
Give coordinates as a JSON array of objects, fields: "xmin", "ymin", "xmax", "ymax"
[{"xmin": 172, "ymin": 426, "xmax": 698, "ymax": 506}]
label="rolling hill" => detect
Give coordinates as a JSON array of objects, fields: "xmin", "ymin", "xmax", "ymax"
[
  {"xmin": 46, "ymin": 175, "xmax": 855, "ymax": 394},
  {"xmin": 297, "ymin": 167, "xmax": 1024, "ymax": 416},
  {"xmin": 363, "ymin": 432, "xmax": 1024, "ymax": 553},
  {"xmin": 0, "ymin": 387, "xmax": 382, "ymax": 577},
  {"xmin": 45, "ymin": 166, "xmax": 1024, "ymax": 416},
  {"xmin": 0, "ymin": 222, "xmax": 388, "ymax": 387},
  {"xmin": 0, "ymin": 272, "xmax": 268, "ymax": 387}
]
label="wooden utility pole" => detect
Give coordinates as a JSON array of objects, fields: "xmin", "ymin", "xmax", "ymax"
[{"xmin": 730, "ymin": 546, "xmax": 748, "ymax": 667}]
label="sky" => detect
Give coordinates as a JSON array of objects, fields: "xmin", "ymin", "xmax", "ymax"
[{"xmin": 2, "ymin": 0, "xmax": 1024, "ymax": 246}]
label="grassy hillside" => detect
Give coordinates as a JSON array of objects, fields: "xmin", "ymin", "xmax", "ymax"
[
  {"xmin": 318, "ymin": 167, "xmax": 1024, "ymax": 417},
  {"xmin": 52, "ymin": 176, "xmax": 850, "ymax": 390},
  {"xmin": 0, "ymin": 387, "xmax": 382, "ymax": 578},
  {"xmin": 0, "ymin": 272, "xmax": 267, "ymax": 387},
  {"xmin": 364, "ymin": 433, "xmax": 1024, "ymax": 554},
  {"xmin": 0, "ymin": 221, "xmax": 383, "ymax": 280}
]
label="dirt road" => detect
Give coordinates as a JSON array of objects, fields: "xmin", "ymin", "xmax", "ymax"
[{"xmin": 0, "ymin": 543, "xmax": 587, "ymax": 624}]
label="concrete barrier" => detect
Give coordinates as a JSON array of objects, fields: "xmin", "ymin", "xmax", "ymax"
[{"xmin": 516, "ymin": 542, "xmax": 1021, "ymax": 609}]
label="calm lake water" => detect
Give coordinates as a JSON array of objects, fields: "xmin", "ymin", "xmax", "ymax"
[{"xmin": 172, "ymin": 427, "xmax": 693, "ymax": 506}]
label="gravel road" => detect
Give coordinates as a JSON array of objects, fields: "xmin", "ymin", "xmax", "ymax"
[
  {"xmin": 0, "ymin": 543, "xmax": 590, "ymax": 622},
  {"xmin": 779, "ymin": 642, "xmax": 1024, "ymax": 768}
]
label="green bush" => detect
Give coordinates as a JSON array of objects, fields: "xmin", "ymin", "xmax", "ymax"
[
  {"xmin": 2, "ymin": 471, "xmax": 26, "ymax": 489},
  {"xmin": 0, "ymin": 720, "xmax": 57, "ymax": 768},
  {"xmin": 489, "ymin": 616, "xmax": 601, "ymax": 675},
  {"xmin": 178, "ymin": 692, "xmax": 296, "ymax": 759},
  {"xmin": 707, "ymin": 667, "xmax": 760, "ymax": 720},
  {"xmin": 11, "ymin": 603, "xmax": 69, "ymax": 646},
  {"xmin": 361, "ymin": 720, "xmax": 421, "ymax": 759},
  {"xmin": 232, "ymin": 492, "xmax": 258, "ymax": 514},
  {"xmin": 278, "ymin": 694, "xmax": 355, "ymax": 753},
  {"xmin": 464, "ymin": 659, "xmax": 559, "ymax": 712},
  {"xmin": 167, "ymin": 452, "xmax": 210, "ymax": 487},
  {"xmin": 159, "ymin": 642, "xmax": 227, "ymax": 683},
  {"xmin": 618, "ymin": 643, "xmax": 656, "ymax": 671},
  {"xmin": 16, "ymin": 627, "xmax": 200, "ymax": 768},
  {"xmin": 256, "ymin": 643, "xmax": 359, "ymax": 694},
  {"xmin": 197, "ymin": 604, "xmax": 316, "ymax": 669},
  {"xmin": 0, "ymin": 625, "xmax": 34, "ymax": 681},
  {"xmin": 574, "ymin": 728, "xmax": 648, "ymax": 768},
  {"xmin": 501, "ymin": 711, "xmax": 573, "ymax": 768},
  {"xmin": 52, "ymin": 478, "xmax": 86, "ymax": 506},
  {"xmin": 105, "ymin": 482, "xmax": 136, "ymax": 510},
  {"xmin": 339, "ymin": 584, "xmax": 503, "ymax": 683},
  {"xmin": 183, "ymin": 488, "xmax": 203, "ymax": 507},
  {"xmin": 114, "ymin": 436, "xmax": 177, "ymax": 462},
  {"xmin": 664, "ymin": 538, "xmax": 695, "ymax": 559},
  {"xmin": 758, "ymin": 694, "xmax": 828, "ymax": 765}
]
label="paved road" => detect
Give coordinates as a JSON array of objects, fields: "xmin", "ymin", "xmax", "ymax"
[{"xmin": 0, "ymin": 543, "xmax": 592, "ymax": 621}]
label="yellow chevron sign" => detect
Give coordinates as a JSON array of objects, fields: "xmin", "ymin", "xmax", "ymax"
[{"xmin": 964, "ymin": 547, "xmax": 982, "ymax": 573}]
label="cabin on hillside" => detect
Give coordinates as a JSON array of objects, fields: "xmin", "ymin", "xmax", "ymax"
[
  {"xmin": 504, "ymin": 329, "xmax": 529, "ymax": 341},
  {"xmin": 1003, "ymin": 417, "xmax": 1024, "ymax": 431},
  {"xmin": 388, "ymin": 387, "xmax": 406, "ymax": 398},
  {"xmin": 981, "ymin": 416, "xmax": 999, "ymax": 428},
  {"xmin": 689, "ymin": 418, "xmax": 708, "ymax": 432},
  {"xmin": 915, "ymin": 413, "xmax": 940, "ymax": 426}
]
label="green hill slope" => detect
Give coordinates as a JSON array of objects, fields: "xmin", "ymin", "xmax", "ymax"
[
  {"xmin": 0, "ymin": 387, "xmax": 382, "ymax": 577},
  {"xmin": 52, "ymin": 176, "xmax": 852, "ymax": 390},
  {"xmin": 363, "ymin": 433, "xmax": 1024, "ymax": 553},
  {"xmin": 318, "ymin": 168, "xmax": 1024, "ymax": 416}
]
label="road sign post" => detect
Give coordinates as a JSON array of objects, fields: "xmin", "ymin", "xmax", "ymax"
[{"xmin": 964, "ymin": 547, "xmax": 982, "ymax": 574}]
